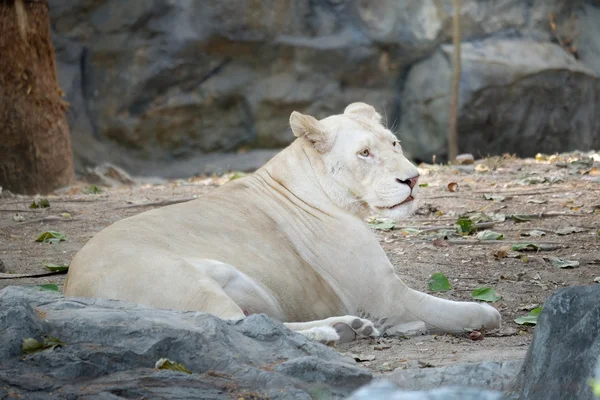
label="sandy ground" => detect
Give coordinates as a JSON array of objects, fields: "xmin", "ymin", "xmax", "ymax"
[{"xmin": 1, "ymin": 152, "xmax": 599, "ymax": 374}]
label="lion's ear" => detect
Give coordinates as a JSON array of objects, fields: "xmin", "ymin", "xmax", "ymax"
[
  {"xmin": 344, "ymin": 102, "xmax": 382, "ymax": 123},
  {"xmin": 290, "ymin": 111, "xmax": 333, "ymax": 152}
]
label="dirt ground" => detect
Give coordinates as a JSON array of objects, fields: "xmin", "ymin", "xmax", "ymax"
[{"xmin": 1, "ymin": 152, "xmax": 599, "ymax": 375}]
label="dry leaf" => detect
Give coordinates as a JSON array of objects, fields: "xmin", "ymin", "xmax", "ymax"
[
  {"xmin": 433, "ymin": 238, "xmax": 450, "ymax": 247},
  {"xmin": 447, "ymin": 182, "xmax": 458, "ymax": 192},
  {"xmin": 493, "ymin": 246, "xmax": 511, "ymax": 260},
  {"xmin": 468, "ymin": 330, "xmax": 484, "ymax": 341}
]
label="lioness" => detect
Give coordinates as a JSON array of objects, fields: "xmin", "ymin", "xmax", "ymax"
[{"xmin": 64, "ymin": 103, "xmax": 500, "ymax": 343}]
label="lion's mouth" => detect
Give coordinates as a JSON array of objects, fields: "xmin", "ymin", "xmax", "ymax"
[{"xmin": 385, "ymin": 195, "xmax": 414, "ymax": 209}]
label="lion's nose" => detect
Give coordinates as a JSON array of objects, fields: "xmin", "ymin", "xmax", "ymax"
[{"xmin": 397, "ymin": 175, "xmax": 419, "ymax": 189}]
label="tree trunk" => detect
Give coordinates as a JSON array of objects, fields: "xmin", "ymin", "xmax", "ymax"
[
  {"xmin": 447, "ymin": 0, "xmax": 462, "ymax": 163},
  {"xmin": 0, "ymin": 0, "xmax": 74, "ymax": 194}
]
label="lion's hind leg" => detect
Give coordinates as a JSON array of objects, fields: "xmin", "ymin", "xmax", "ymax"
[{"xmin": 285, "ymin": 316, "xmax": 379, "ymax": 344}]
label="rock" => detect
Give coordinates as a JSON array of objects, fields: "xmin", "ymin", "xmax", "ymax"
[
  {"xmin": 575, "ymin": 3, "xmax": 600, "ymax": 76},
  {"xmin": 0, "ymin": 286, "xmax": 370, "ymax": 399},
  {"xmin": 388, "ymin": 360, "xmax": 522, "ymax": 392},
  {"xmin": 348, "ymin": 380, "xmax": 506, "ymax": 400},
  {"xmin": 455, "ymin": 153, "xmax": 475, "ymax": 165},
  {"xmin": 400, "ymin": 38, "xmax": 600, "ymax": 162},
  {"xmin": 47, "ymin": 0, "xmax": 600, "ymax": 177},
  {"xmin": 509, "ymin": 285, "xmax": 600, "ymax": 400}
]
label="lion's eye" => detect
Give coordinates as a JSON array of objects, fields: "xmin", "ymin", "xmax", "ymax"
[{"xmin": 359, "ymin": 149, "xmax": 371, "ymax": 158}]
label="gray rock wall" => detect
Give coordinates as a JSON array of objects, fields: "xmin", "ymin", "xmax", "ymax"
[{"xmin": 49, "ymin": 0, "xmax": 600, "ymax": 176}]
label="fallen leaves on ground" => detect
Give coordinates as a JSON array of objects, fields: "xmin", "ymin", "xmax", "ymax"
[
  {"xmin": 42, "ymin": 262, "xmax": 69, "ymax": 272},
  {"xmin": 546, "ymin": 257, "xmax": 580, "ymax": 269},
  {"xmin": 35, "ymin": 231, "xmax": 66, "ymax": 244},
  {"xmin": 511, "ymin": 243, "xmax": 540, "ymax": 252},
  {"xmin": 476, "ymin": 230, "xmax": 504, "ymax": 240},
  {"xmin": 22, "ymin": 336, "xmax": 65, "ymax": 354},
  {"xmin": 428, "ymin": 273, "xmax": 452, "ymax": 292},
  {"xmin": 155, "ymin": 358, "xmax": 192, "ymax": 374},
  {"xmin": 514, "ymin": 307, "xmax": 542, "ymax": 325},
  {"xmin": 29, "ymin": 198, "xmax": 50, "ymax": 209},
  {"xmin": 471, "ymin": 287, "xmax": 502, "ymax": 302}
]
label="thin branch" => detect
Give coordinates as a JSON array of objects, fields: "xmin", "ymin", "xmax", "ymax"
[{"xmin": 0, "ymin": 270, "xmax": 66, "ymax": 279}]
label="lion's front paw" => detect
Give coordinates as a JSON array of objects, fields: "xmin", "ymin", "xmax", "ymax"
[{"xmin": 332, "ymin": 316, "xmax": 379, "ymax": 343}]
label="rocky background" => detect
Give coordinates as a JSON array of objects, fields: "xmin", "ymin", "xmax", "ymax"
[{"xmin": 50, "ymin": 0, "xmax": 600, "ymax": 178}]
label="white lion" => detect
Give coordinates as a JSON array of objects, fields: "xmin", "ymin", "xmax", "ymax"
[{"xmin": 64, "ymin": 103, "xmax": 500, "ymax": 343}]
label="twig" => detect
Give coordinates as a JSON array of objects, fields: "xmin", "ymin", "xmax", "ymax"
[
  {"xmin": 0, "ymin": 215, "xmax": 78, "ymax": 229},
  {"xmin": 405, "ymin": 222, "xmax": 495, "ymax": 233},
  {"xmin": 409, "ymin": 239, "xmax": 564, "ymax": 250},
  {"xmin": 110, "ymin": 197, "xmax": 196, "ymax": 211},
  {"xmin": 0, "ymin": 209, "xmax": 41, "ymax": 213},
  {"xmin": 0, "ymin": 270, "xmax": 66, "ymax": 279}
]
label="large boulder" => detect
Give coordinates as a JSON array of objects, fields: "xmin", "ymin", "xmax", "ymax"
[
  {"xmin": 47, "ymin": 0, "xmax": 599, "ymax": 177},
  {"xmin": 0, "ymin": 286, "xmax": 370, "ymax": 399},
  {"xmin": 348, "ymin": 380, "xmax": 505, "ymax": 400},
  {"xmin": 509, "ymin": 284, "xmax": 600, "ymax": 400},
  {"xmin": 399, "ymin": 38, "xmax": 600, "ymax": 162}
]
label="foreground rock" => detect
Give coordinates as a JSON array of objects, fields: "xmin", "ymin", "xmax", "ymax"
[
  {"xmin": 388, "ymin": 360, "xmax": 522, "ymax": 392},
  {"xmin": 509, "ymin": 284, "xmax": 600, "ymax": 400},
  {"xmin": 348, "ymin": 381, "xmax": 505, "ymax": 400},
  {"xmin": 0, "ymin": 286, "xmax": 370, "ymax": 399}
]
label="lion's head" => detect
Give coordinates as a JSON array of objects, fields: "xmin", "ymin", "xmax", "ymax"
[{"xmin": 290, "ymin": 102, "xmax": 420, "ymax": 220}]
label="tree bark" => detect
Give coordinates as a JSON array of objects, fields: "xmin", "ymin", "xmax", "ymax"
[
  {"xmin": 0, "ymin": 0, "xmax": 74, "ymax": 194},
  {"xmin": 447, "ymin": 0, "xmax": 462, "ymax": 163}
]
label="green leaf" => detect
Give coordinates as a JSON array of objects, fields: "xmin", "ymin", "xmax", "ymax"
[
  {"xmin": 456, "ymin": 218, "xmax": 474, "ymax": 234},
  {"xmin": 509, "ymin": 214, "xmax": 534, "ymax": 223},
  {"xmin": 547, "ymin": 257, "xmax": 580, "ymax": 269},
  {"xmin": 570, "ymin": 157, "xmax": 594, "ymax": 169},
  {"xmin": 555, "ymin": 226, "xmax": 586, "ymax": 236},
  {"xmin": 83, "ymin": 184, "xmax": 102, "ymax": 194},
  {"xmin": 29, "ymin": 198, "xmax": 50, "ymax": 209},
  {"xmin": 514, "ymin": 307, "xmax": 542, "ymax": 325},
  {"xmin": 511, "ymin": 243, "xmax": 540, "ymax": 251},
  {"xmin": 399, "ymin": 228, "xmax": 421, "ymax": 236},
  {"xmin": 35, "ymin": 231, "xmax": 66, "ymax": 244},
  {"xmin": 42, "ymin": 262, "xmax": 69, "ymax": 272},
  {"xmin": 22, "ymin": 338, "xmax": 43, "ymax": 354},
  {"xmin": 476, "ymin": 230, "xmax": 504, "ymax": 240},
  {"xmin": 483, "ymin": 194, "xmax": 505, "ymax": 202},
  {"xmin": 229, "ymin": 171, "xmax": 248, "ymax": 181},
  {"xmin": 517, "ymin": 176, "xmax": 547, "ymax": 185},
  {"xmin": 428, "ymin": 273, "xmax": 452, "ymax": 292},
  {"xmin": 36, "ymin": 284, "xmax": 60, "ymax": 292},
  {"xmin": 418, "ymin": 183, "xmax": 429, "ymax": 187},
  {"xmin": 466, "ymin": 212, "xmax": 492, "ymax": 224},
  {"xmin": 588, "ymin": 378, "xmax": 600, "ymax": 398},
  {"xmin": 471, "ymin": 287, "xmax": 502, "ymax": 302},
  {"xmin": 155, "ymin": 358, "xmax": 191, "ymax": 374},
  {"xmin": 368, "ymin": 218, "xmax": 395, "ymax": 231}
]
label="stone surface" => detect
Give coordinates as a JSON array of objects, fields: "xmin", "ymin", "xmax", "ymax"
[
  {"xmin": 388, "ymin": 360, "xmax": 522, "ymax": 392},
  {"xmin": 0, "ymin": 286, "xmax": 370, "ymax": 399},
  {"xmin": 400, "ymin": 38, "xmax": 600, "ymax": 162},
  {"xmin": 47, "ymin": 1, "xmax": 600, "ymax": 176},
  {"xmin": 509, "ymin": 284, "xmax": 600, "ymax": 400},
  {"xmin": 348, "ymin": 380, "xmax": 506, "ymax": 400}
]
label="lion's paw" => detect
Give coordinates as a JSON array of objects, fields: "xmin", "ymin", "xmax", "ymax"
[{"xmin": 331, "ymin": 316, "xmax": 379, "ymax": 343}]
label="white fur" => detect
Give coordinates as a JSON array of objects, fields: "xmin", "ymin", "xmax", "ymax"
[{"xmin": 63, "ymin": 103, "xmax": 501, "ymax": 343}]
